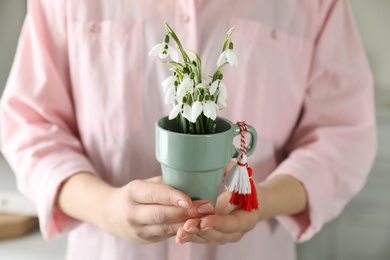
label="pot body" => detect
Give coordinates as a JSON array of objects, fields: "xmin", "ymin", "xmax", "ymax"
[{"xmin": 155, "ymin": 116, "xmax": 257, "ymax": 205}]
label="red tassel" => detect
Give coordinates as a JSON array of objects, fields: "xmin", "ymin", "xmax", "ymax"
[
  {"xmin": 224, "ymin": 121, "xmax": 259, "ymax": 211},
  {"xmin": 229, "ymin": 165, "xmax": 258, "ymax": 211}
]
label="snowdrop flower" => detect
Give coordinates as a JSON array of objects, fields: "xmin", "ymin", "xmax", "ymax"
[
  {"xmin": 149, "ymin": 35, "xmax": 179, "ymax": 62},
  {"xmin": 176, "ymin": 75, "xmax": 194, "ymax": 100},
  {"xmin": 209, "ymin": 79, "xmax": 227, "ymax": 99},
  {"xmin": 217, "ymin": 95, "xmax": 227, "ymax": 108},
  {"xmin": 164, "ymin": 85, "xmax": 176, "ymax": 104},
  {"xmin": 150, "ymin": 22, "xmax": 237, "ymax": 134},
  {"xmin": 169, "ymin": 103, "xmax": 193, "ymax": 122},
  {"xmin": 162, "ymin": 76, "xmax": 176, "ymax": 93},
  {"xmin": 217, "ymin": 42, "xmax": 238, "ymax": 67},
  {"xmin": 192, "ymin": 100, "xmax": 219, "ymax": 121}
]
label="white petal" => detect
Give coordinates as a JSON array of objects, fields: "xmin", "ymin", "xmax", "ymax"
[
  {"xmin": 168, "ymin": 45, "xmax": 179, "ymax": 62},
  {"xmin": 218, "ymin": 80, "xmax": 227, "ymax": 99},
  {"xmin": 177, "ymin": 77, "xmax": 193, "ymax": 98},
  {"xmin": 226, "ymin": 49, "xmax": 238, "ymax": 67},
  {"xmin": 169, "ymin": 104, "xmax": 181, "ymax": 120},
  {"xmin": 218, "ymin": 96, "xmax": 227, "ymax": 108},
  {"xmin": 205, "ymin": 101, "xmax": 218, "ymax": 120},
  {"xmin": 149, "ymin": 43, "xmax": 165, "ymax": 56},
  {"xmin": 162, "ymin": 76, "xmax": 175, "ymax": 93},
  {"xmin": 182, "ymin": 104, "xmax": 194, "ymax": 122},
  {"xmin": 217, "ymin": 51, "xmax": 227, "ymax": 67},
  {"xmin": 165, "ymin": 86, "xmax": 176, "ymax": 104},
  {"xmin": 192, "ymin": 101, "xmax": 203, "ymax": 122},
  {"xmin": 203, "ymin": 102, "xmax": 212, "ymax": 119},
  {"xmin": 209, "ymin": 81, "xmax": 218, "ymax": 95}
]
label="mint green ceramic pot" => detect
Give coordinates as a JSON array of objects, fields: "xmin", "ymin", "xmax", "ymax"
[{"xmin": 155, "ymin": 116, "xmax": 257, "ymax": 205}]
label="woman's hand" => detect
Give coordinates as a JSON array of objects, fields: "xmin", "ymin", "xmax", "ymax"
[
  {"xmin": 175, "ymin": 187, "xmax": 265, "ymax": 244},
  {"xmin": 174, "ymin": 174, "xmax": 308, "ymax": 245},
  {"xmin": 57, "ymin": 173, "xmax": 214, "ymax": 244},
  {"xmin": 102, "ymin": 176, "xmax": 214, "ymax": 243}
]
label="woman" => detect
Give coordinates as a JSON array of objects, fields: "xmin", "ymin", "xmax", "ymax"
[{"xmin": 0, "ymin": 0, "xmax": 376, "ymax": 259}]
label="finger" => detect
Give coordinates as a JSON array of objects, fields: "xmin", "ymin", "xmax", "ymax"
[
  {"xmin": 182, "ymin": 218, "xmax": 202, "ymax": 233},
  {"xmin": 128, "ymin": 180, "xmax": 193, "ymax": 208},
  {"xmin": 176, "ymin": 218, "xmax": 202, "ymax": 244},
  {"xmin": 145, "ymin": 176, "xmax": 163, "ymax": 184},
  {"xmin": 215, "ymin": 191, "xmax": 236, "ymax": 214},
  {"xmin": 200, "ymin": 210, "xmax": 258, "ymax": 234},
  {"xmin": 187, "ymin": 229, "xmax": 245, "ymax": 244},
  {"xmin": 176, "ymin": 226, "xmax": 196, "ymax": 244},
  {"xmin": 132, "ymin": 201, "xmax": 214, "ymax": 225},
  {"xmin": 178, "ymin": 225, "xmax": 240, "ymax": 245},
  {"xmin": 136, "ymin": 222, "xmax": 184, "ymax": 243}
]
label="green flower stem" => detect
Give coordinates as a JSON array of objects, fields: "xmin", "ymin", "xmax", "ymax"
[
  {"xmin": 212, "ymin": 62, "xmax": 228, "ymax": 82},
  {"xmin": 221, "ymin": 27, "xmax": 235, "ymax": 53},
  {"xmin": 199, "ymin": 115, "xmax": 205, "ymax": 134},
  {"xmin": 164, "ymin": 22, "xmax": 190, "ymax": 63},
  {"xmin": 187, "ymin": 50, "xmax": 202, "ymax": 84}
]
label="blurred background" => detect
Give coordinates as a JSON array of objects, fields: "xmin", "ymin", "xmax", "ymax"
[{"xmin": 0, "ymin": 1, "xmax": 389, "ymax": 259}]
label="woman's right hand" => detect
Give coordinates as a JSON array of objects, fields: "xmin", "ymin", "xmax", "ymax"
[
  {"xmin": 58, "ymin": 173, "xmax": 214, "ymax": 244},
  {"xmin": 102, "ymin": 176, "xmax": 215, "ymax": 243}
]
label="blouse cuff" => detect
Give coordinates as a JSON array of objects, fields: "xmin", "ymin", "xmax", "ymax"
[
  {"xmin": 33, "ymin": 152, "xmax": 97, "ymax": 240},
  {"xmin": 266, "ymin": 153, "xmax": 334, "ymax": 243}
]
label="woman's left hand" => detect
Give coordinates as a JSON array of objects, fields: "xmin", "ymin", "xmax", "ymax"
[{"xmin": 175, "ymin": 187, "xmax": 265, "ymax": 244}]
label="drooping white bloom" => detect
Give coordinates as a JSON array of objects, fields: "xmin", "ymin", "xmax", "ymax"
[
  {"xmin": 182, "ymin": 104, "xmax": 193, "ymax": 122},
  {"xmin": 217, "ymin": 49, "xmax": 238, "ymax": 67},
  {"xmin": 168, "ymin": 103, "xmax": 193, "ymax": 122},
  {"xmin": 191, "ymin": 100, "xmax": 219, "ymax": 122},
  {"xmin": 176, "ymin": 76, "xmax": 193, "ymax": 101},
  {"xmin": 161, "ymin": 76, "xmax": 176, "ymax": 93},
  {"xmin": 203, "ymin": 101, "xmax": 219, "ymax": 120},
  {"xmin": 217, "ymin": 95, "xmax": 227, "ymax": 108},
  {"xmin": 209, "ymin": 80, "xmax": 227, "ymax": 99},
  {"xmin": 149, "ymin": 42, "xmax": 179, "ymax": 62},
  {"xmin": 191, "ymin": 101, "xmax": 203, "ymax": 122},
  {"xmin": 164, "ymin": 86, "xmax": 176, "ymax": 104},
  {"xmin": 169, "ymin": 103, "xmax": 181, "ymax": 119},
  {"xmin": 217, "ymin": 80, "xmax": 227, "ymax": 99}
]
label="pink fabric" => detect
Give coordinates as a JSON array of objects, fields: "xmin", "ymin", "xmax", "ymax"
[{"xmin": 0, "ymin": 0, "xmax": 376, "ymax": 259}]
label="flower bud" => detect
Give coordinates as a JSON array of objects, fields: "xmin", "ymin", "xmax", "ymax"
[{"xmin": 164, "ymin": 35, "xmax": 170, "ymax": 43}]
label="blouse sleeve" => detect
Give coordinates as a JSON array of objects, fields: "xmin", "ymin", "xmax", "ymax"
[
  {"xmin": 0, "ymin": 0, "xmax": 97, "ymax": 240},
  {"xmin": 268, "ymin": 0, "xmax": 377, "ymax": 242}
]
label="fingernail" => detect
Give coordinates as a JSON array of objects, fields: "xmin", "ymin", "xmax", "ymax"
[
  {"xmin": 178, "ymin": 200, "xmax": 189, "ymax": 209},
  {"xmin": 202, "ymin": 226, "xmax": 214, "ymax": 231},
  {"xmin": 185, "ymin": 226, "xmax": 200, "ymax": 234},
  {"xmin": 197, "ymin": 203, "xmax": 213, "ymax": 214},
  {"xmin": 180, "ymin": 233, "xmax": 189, "ymax": 239}
]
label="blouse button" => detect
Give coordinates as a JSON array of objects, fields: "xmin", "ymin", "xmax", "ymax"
[
  {"xmin": 90, "ymin": 24, "xmax": 100, "ymax": 33},
  {"xmin": 181, "ymin": 15, "xmax": 190, "ymax": 23},
  {"xmin": 271, "ymin": 29, "xmax": 277, "ymax": 39}
]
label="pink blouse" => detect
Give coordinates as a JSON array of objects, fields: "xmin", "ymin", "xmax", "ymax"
[{"xmin": 0, "ymin": 0, "xmax": 376, "ymax": 259}]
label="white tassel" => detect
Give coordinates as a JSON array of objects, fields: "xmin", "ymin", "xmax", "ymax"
[{"xmin": 224, "ymin": 154, "xmax": 251, "ymax": 194}]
